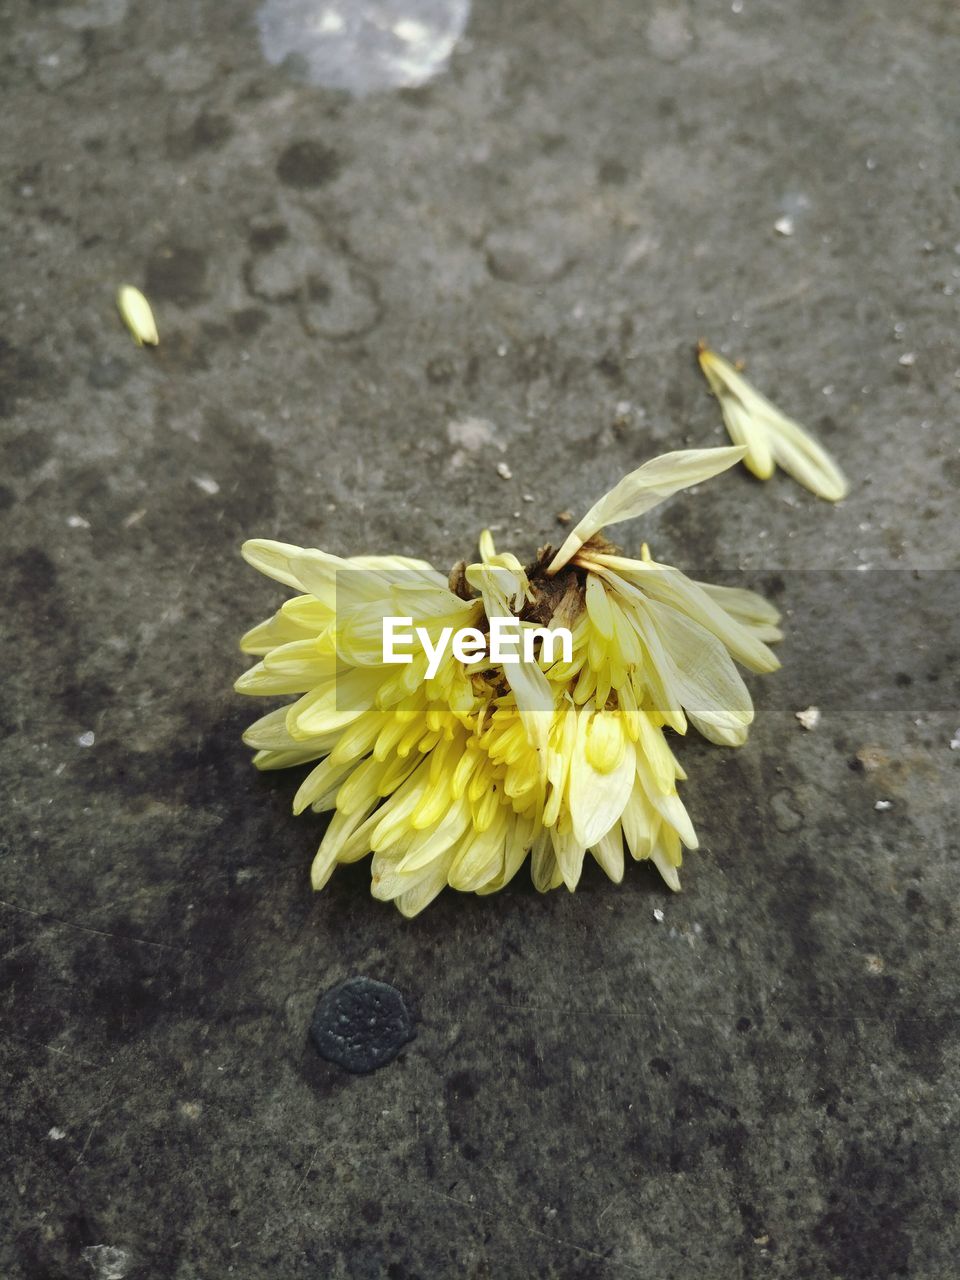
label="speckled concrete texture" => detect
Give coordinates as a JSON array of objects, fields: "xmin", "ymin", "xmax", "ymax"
[{"xmin": 1, "ymin": 1, "xmax": 959, "ymax": 1277}]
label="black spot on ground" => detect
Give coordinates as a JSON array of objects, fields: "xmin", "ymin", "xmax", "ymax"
[
  {"xmin": 813, "ymin": 1141, "xmax": 917, "ymax": 1278},
  {"xmin": 0, "ymin": 341, "xmax": 63, "ymax": 418},
  {"xmin": 248, "ymin": 222, "xmax": 289, "ymax": 254},
  {"xmin": 232, "ymin": 307, "xmax": 269, "ymax": 337},
  {"xmin": 87, "ymin": 354, "xmax": 131, "ymax": 389},
  {"xmin": 597, "ymin": 157, "xmax": 628, "ymax": 184},
  {"xmin": 276, "ymin": 140, "xmax": 341, "ymax": 188},
  {"xmin": 310, "ymin": 977, "xmax": 415, "ymax": 1073},
  {"xmin": 167, "ymin": 111, "xmax": 233, "ymax": 160},
  {"xmin": 145, "ymin": 243, "xmax": 208, "ymax": 306}
]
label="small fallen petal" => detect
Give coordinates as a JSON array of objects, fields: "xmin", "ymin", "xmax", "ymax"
[
  {"xmin": 698, "ymin": 344, "xmax": 849, "ymax": 501},
  {"xmin": 795, "ymin": 705, "xmax": 820, "ymax": 731},
  {"xmin": 116, "ymin": 285, "xmax": 158, "ymax": 347},
  {"xmin": 774, "ymin": 215, "xmax": 794, "ymax": 237},
  {"xmin": 874, "ymin": 799, "xmax": 892, "ymax": 811}
]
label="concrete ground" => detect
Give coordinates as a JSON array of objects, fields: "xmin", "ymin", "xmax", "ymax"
[{"xmin": 1, "ymin": 0, "xmax": 958, "ymax": 1276}]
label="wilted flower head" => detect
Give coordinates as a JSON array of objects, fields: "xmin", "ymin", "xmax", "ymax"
[
  {"xmin": 236, "ymin": 447, "xmax": 781, "ymax": 915},
  {"xmin": 698, "ymin": 343, "xmax": 848, "ymax": 501}
]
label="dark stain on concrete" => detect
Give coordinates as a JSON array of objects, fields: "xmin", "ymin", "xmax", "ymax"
[
  {"xmin": 310, "ymin": 977, "xmax": 416, "ymax": 1073},
  {"xmin": 145, "ymin": 243, "xmax": 209, "ymax": 306},
  {"xmin": 276, "ymin": 139, "xmax": 342, "ymax": 188}
]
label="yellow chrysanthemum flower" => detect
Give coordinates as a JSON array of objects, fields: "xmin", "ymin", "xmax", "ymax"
[{"xmin": 236, "ymin": 447, "xmax": 782, "ymax": 915}]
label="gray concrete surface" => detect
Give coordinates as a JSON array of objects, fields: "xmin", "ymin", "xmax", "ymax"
[{"xmin": 2, "ymin": 0, "xmax": 959, "ymax": 1276}]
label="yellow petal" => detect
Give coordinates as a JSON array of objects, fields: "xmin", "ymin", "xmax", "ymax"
[
  {"xmin": 699, "ymin": 345, "xmax": 848, "ymax": 501},
  {"xmin": 547, "ymin": 447, "xmax": 745, "ymax": 574},
  {"xmin": 116, "ymin": 285, "xmax": 158, "ymax": 346}
]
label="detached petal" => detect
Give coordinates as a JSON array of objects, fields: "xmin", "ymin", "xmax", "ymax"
[
  {"xmin": 698, "ymin": 345, "xmax": 848, "ymax": 501},
  {"xmin": 546, "ymin": 447, "xmax": 746, "ymax": 575},
  {"xmin": 765, "ymin": 413, "xmax": 849, "ymax": 503},
  {"xmin": 116, "ymin": 285, "xmax": 158, "ymax": 346}
]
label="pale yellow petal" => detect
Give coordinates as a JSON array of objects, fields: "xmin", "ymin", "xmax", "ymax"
[{"xmin": 546, "ymin": 447, "xmax": 746, "ymax": 575}]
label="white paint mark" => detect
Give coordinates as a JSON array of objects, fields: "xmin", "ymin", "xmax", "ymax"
[
  {"xmin": 258, "ymin": 0, "xmax": 471, "ymax": 95},
  {"xmin": 80, "ymin": 1245, "xmax": 132, "ymax": 1280},
  {"xmin": 315, "ymin": 8, "xmax": 344, "ymax": 32},
  {"xmin": 394, "ymin": 18, "xmax": 431, "ymax": 43},
  {"xmin": 446, "ymin": 416, "xmax": 503, "ymax": 452}
]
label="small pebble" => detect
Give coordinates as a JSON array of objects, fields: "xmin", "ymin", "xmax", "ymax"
[
  {"xmin": 774, "ymin": 215, "xmax": 795, "ymax": 237},
  {"xmin": 950, "ymin": 730, "xmax": 960, "ymax": 750},
  {"xmin": 897, "ymin": 352, "xmax": 916, "ymax": 367},
  {"xmin": 47, "ymin": 1126, "xmax": 66, "ymax": 1140},
  {"xmin": 653, "ymin": 908, "xmax": 665, "ymax": 922},
  {"xmin": 556, "ymin": 510, "xmax": 572, "ymax": 525},
  {"xmin": 795, "ymin": 706, "xmax": 820, "ymax": 731},
  {"xmin": 192, "ymin": 476, "xmax": 220, "ymax": 496},
  {"xmin": 67, "ymin": 515, "xmax": 91, "ymax": 529},
  {"xmin": 496, "ymin": 461, "xmax": 513, "ymax": 480},
  {"xmin": 874, "ymin": 800, "xmax": 892, "ymax": 811},
  {"xmin": 77, "ymin": 731, "xmax": 95, "ymax": 748}
]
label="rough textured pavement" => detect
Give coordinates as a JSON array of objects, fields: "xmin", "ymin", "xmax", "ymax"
[{"xmin": 2, "ymin": 1, "xmax": 959, "ymax": 1277}]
